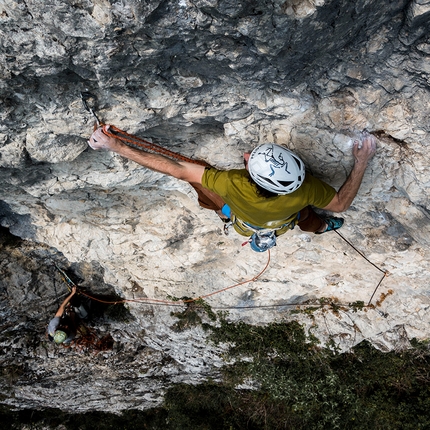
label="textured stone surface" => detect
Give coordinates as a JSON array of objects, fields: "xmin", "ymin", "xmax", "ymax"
[{"xmin": 1, "ymin": 0, "xmax": 430, "ymax": 413}]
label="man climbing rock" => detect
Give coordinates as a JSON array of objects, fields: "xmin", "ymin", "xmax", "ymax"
[
  {"xmin": 47, "ymin": 286, "xmax": 88, "ymax": 345},
  {"xmin": 88, "ymin": 126, "xmax": 376, "ymax": 251}
]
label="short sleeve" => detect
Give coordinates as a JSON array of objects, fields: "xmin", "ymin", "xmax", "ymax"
[
  {"xmin": 303, "ymin": 174, "xmax": 337, "ymax": 208},
  {"xmin": 47, "ymin": 317, "xmax": 61, "ymax": 337},
  {"xmin": 201, "ymin": 167, "xmax": 230, "ymax": 197}
]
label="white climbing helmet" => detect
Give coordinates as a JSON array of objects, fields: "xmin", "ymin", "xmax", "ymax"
[{"xmin": 248, "ymin": 144, "xmax": 305, "ymax": 194}]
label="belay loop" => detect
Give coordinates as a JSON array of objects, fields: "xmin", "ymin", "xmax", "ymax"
[{"xmin": 248, "ymin": 230, "xmax": 277, "ymax": 253}]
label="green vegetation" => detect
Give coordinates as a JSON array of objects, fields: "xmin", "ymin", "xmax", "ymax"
[
  {"xmin": 0, "ymin": 406, "xmax": 167, "ymax": 430},
  {"xmin": 188, "ymin": 318, "xmax": 430, "ymax": 429},
  {"xmin": 2, "ymin": 305, "xmax": 430, "ymax": 429},
  {"xmin": 164, "ymin": 305, "xmax": 430, "ymax": 429}
]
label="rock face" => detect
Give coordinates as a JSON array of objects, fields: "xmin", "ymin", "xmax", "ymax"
[{"xmin": 1, "ymin": 0, "xmax": 429, "ymax": 413}]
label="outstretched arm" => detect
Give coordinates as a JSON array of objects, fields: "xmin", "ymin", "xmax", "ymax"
[
  {"xmin": 55, "ymin": 286, "xmax": 77, "ymax": 318},
  {"xmin": 323, "ymin": 133, "xmax": 377, "ymax": 213},
  {"xmin": 89, "ymin": 126, "xmax": 205, "ymax": 184}
]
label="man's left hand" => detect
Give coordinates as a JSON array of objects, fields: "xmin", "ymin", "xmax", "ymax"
[{"xmin": 353, "ymin": 133, "xmax": 377, "ymax": 166}]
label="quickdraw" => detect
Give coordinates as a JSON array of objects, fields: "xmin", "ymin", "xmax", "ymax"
[{"xmin": 81, "ymin": 92, "xmax": 204, "ymax": 166}]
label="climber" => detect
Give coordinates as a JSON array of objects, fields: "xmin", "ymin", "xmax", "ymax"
[
  {"xmin": 88, "ymin": 126, "xmax": 376, "ymax": 252},
  {"xmin": 47, "ymin": 286, "xmax": 88, "ymax": 345}
]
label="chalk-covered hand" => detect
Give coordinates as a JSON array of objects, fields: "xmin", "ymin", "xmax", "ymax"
[
  {"xmin": 88, "ymin": 125, "xmax": 121, "ymax": 151},
  {"xmin": 353, "ymin": 132, "xmax": 377, "ymax": 166}
]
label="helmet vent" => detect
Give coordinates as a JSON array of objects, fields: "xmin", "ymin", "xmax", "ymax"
[
  {"xmin": 293, "ymin": 157, "xmax": 302, "ymax": 168},
  {"xmin": 257, "ymin": 175, "xmax": 276, "ymax": 186},
  {"xmin": 278, "ymin": 180, "xmax": 294, "ymax": 187}
]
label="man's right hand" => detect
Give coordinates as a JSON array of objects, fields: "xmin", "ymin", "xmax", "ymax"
[{"xmin": 88, "ymin": 125, "xmax": 122, "ymax": 151}]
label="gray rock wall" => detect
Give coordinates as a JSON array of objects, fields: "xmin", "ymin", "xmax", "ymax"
[{"xmin": 1, "ymin": 0, "xmax": 430, "ymax": 413}]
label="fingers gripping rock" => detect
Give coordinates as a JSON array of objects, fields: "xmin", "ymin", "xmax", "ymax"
[
  {"xmin": 88, "ymin": 126, "xmax": 114, "ymax": 150},
  {"xmin": 353, "ymin": 131, "xmax": 377, "ymax": 163}
]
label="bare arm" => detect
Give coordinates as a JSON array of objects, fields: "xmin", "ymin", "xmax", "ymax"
[
  {"xmin": 323, "ymin": 134, "xmax": 377, "ymax": 213},
  {"xmin": 55, "ymin": 286, "xmax": 77, "ymax": 318},
  {"xmin": 89, "ymin": 126, "xmax": 205, "ymax": 184}
]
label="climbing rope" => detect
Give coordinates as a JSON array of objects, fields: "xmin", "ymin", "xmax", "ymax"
[
  {"xmin": 54, "ymin": 231, "xmax": 389, "ymax": 313},
  {"xmin": 334, "ymin": 230, "xmax": 389, "ymax": 305},
  {"xmin": 334, "ymin": 230, "xmax": 386, "ymax": 275},
  {"xmin": 102, "ymin": 125, "xmax": 210, "ymax": 167},
  {"xmin": 82, "ymin": 115, "xmax": 391, "ymax": 311},
  {"xmin": 53, "ymin": 250, "xmax": 271, "ymax": 307}
]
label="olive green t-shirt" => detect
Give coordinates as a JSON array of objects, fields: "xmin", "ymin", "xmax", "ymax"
[{"xmin": 202, "ymin": 168, "xmax": 336, "ymax": 229}]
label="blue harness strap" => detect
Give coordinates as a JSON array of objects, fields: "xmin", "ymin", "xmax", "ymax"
[{"xmin": 221, "ymin": 204, "xmax": 231, "ymax": 219}]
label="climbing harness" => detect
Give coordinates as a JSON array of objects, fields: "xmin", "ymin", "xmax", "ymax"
[{"xmin": 221, "ymin": 204, "xmax": 292, "ymax": 252}]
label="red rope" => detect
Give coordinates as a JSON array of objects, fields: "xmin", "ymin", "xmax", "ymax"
[
  {"xmin": 69, "ymin": 251, "xmax": 271, "ymax": 307},
  {"xmin": 102, "ymin": 124, "xmax": 209, "ymax": 167},
  {"xmin": 82, "ymin": 125, "xmax": 272, "ymax": 306}
]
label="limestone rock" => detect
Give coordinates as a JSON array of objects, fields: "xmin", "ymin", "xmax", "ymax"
[{"xmin": 1, "ymin": 0, "xmax": 430, "ymax": 414}]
